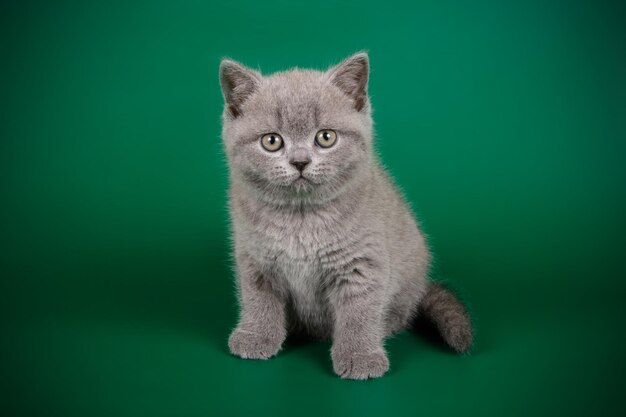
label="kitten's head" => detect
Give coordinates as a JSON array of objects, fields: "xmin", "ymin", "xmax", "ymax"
[{"xmin": 219, "ymin": 52, "xmax": 373, "ymax": 207}]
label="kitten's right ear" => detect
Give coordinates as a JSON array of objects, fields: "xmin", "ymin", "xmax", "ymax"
[{"xmin": 219, "ymin": 59, "xmax": 261, "ymax": 117}]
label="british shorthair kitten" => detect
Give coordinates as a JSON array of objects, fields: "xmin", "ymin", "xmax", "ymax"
[{"xmin": 219, "ymin": 52, "xmax": 472, "ymax": 379}]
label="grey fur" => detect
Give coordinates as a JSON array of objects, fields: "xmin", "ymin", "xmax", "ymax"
[{"xmin": 219, "ymin": 52, "xmax": 473, "ymax": 379}]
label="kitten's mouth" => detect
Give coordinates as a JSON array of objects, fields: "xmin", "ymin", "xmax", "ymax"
[
  {"xmin": 291, "ymin": 174, "xmax": 316, "ymax": 189},
  {"xmin": 284, "ymin": 172, "xmax": 320, "ymax": 191}
]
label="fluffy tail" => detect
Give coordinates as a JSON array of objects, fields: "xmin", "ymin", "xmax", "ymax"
[{"xmin": 417, "ymin": 282, "xmax": 473, "ymax": 353}]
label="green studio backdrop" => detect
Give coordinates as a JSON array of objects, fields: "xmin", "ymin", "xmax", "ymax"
[{"xmin": 1, "ymin": 0, "xmax": 625, "ymax": 416}]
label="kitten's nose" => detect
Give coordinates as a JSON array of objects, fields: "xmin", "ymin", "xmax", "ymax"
[
  {"xmin": 291, "ymin": 160, "xmax": 309, "ymax": 172},
  {"xmin": 289, "ymin": 148, "xmax": 311, "ymax": 172}
]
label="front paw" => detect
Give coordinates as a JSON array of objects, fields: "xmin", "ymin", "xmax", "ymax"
[
  {"xmin": 228, "ymin": 328, "xmax": 282, "ymax": 360},
  {"xmin": 332, "ymin": 347, "xmax": 389, "ymax": 380}
]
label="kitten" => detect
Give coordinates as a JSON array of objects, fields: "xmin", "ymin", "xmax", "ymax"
[{"xmin": 219, "ymin": 52, "xmax": 473, "ymax": 379}]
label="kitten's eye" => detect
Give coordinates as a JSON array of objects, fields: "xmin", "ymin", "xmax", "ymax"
[
  {"xmin": 315, "ymin": 129, "xmax": 337, "ymax": 148},
  {"xmin": 260, "ymin": 133, "xmax": 283, "ymax": 152}
]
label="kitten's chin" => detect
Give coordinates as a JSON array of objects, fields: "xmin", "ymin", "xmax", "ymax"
[
  {"xmin": 242, "ymin": 173, "xmax": 356, "ymax": 208},
  {"xmin": 290, "ymin": 176, "xmax": 315, "ymax": 193}
]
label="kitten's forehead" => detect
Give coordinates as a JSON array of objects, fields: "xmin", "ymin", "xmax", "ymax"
[
  {"xmin": 267, "ymin": 71, "xmax": 322, "ymax": 135},
  {"xmin": 248, "ymin": 69, "xmax": 350, "ymax": 137},
  {"xmin": 265, "ymin": 69, "xmax": 325, "ymax": 96}
]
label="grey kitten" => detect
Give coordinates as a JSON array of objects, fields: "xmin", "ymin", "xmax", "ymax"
[{"xmin": 219, "ymin": 52, "xmax": 473, "ymax": 379}]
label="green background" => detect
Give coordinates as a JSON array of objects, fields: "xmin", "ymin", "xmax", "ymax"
[{"xmin": 2, "ymin": 0, "xmax": 625, "ymax": 415}]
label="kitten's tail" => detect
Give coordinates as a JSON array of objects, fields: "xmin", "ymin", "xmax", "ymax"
[{"xmin": 416, "ymin": 282, "xmax": 474, "ymax": 353}]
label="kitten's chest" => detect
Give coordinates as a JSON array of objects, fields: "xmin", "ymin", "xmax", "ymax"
[
  {"xmin": 233, "ymin": 194, "xmax": 366, "ymax": 296},
  {"xmin": 252, "ymin": 222, "xmax": 327, "ymax": 281},
  {"xmin": 244, "ymin": 213, "xmax": 346, "ymax": 295}
]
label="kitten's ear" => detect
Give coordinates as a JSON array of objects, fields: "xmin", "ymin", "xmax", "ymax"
[
  {"xmin": 326, "ymin": 52, "xmax": 369, "ymax": 111},
  {"xmin": 219, "ymin": 59, "xmax": 261, "ymax": 117}
]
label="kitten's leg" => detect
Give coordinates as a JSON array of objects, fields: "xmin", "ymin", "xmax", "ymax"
[
  {"xmin": 330, "ymin": 263, "xmax": 389, "ymax": 379},
  {"xmin": 229, "ymin": 253, "xmax": 286, "ymax": 360}
]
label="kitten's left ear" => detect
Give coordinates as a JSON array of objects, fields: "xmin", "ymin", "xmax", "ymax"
[
  {"xmin": 326, "ymin": 52, "xmax": 369, "ymax": 111},
  {"xmin": 219, "ymin": 59, "xmax": 261, "ymax": 117}
]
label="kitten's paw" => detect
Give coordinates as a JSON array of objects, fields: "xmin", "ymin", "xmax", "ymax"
[
  {"xmin": 228, "ymin": 328, "xmax": 282, "ymax": 360},
  {"xmin": 332, "ymin": 348, "xmax": 389, "ymax": 380}
]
